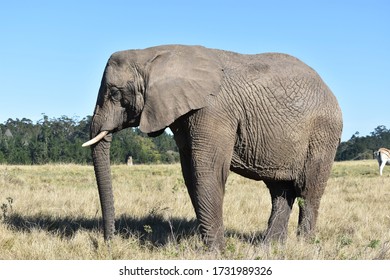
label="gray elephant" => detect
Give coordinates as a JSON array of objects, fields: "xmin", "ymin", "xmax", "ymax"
[{"xmin": 83, "ymin": 45, "xmax": 342, "ymax": 249}]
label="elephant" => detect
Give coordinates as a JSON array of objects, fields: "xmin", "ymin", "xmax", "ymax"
[{"xmin": 82, "ymin": 44, "xmax": 343, "ymax": 250}]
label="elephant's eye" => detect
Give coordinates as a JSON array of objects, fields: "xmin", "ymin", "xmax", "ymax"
[{"xmin": 111, "ymin": 88, "xmax": 122, "ymax": 102}]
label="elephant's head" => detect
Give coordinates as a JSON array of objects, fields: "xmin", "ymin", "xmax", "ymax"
[{"xmin": 82, "ymin": 45, "xmax": 223, "ymax": 240}]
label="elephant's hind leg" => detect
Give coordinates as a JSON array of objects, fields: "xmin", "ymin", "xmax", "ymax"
[
  {"xmin": 297, "ymin": 180, "xmax": 325, "ymax": 238},
  {"xmin": 263, "ymin": 180, "xmax": 296, "ymax": 243},
  {"xmin": 296, "ymin": 152, "xmax": 333, "ymax": 238}
]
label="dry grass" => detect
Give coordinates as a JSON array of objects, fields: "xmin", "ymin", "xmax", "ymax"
[{"xmin": 1, "ymin": 161, "xmax": 390, "ymax": 259}]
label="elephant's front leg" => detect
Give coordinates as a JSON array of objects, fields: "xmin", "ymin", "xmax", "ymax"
[
  {"xmin": 173, "ymin": 116, "xmax": 235, "ymax": 250},
  {"xmin": 192, "ymin": 168, "xmax": 225, "ymax": 248},
  {"xmin": 179, "ymin": 147, "xmax": 232, "ymax": 250}
]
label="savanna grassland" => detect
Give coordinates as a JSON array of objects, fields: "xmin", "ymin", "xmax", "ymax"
[{"xmin": 1, "ymin": 161, "xmax": 390, "ymax": 260}]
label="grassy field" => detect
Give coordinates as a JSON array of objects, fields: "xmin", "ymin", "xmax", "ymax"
[{"xmin": 1, "ymin": 160, "xmax": 390, "ymax": 259}]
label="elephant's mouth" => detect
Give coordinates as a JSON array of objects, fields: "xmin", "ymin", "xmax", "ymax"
[{"xmin": 82, "ymin": 131, "xmax": 111, "ymax": 147}]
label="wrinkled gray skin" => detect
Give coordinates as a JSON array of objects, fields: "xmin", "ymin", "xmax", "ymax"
[{"xmin": 85, "ymin": 45, "xmax": 342, "ymax": 250}]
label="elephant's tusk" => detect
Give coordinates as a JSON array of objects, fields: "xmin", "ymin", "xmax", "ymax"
[{"xmin": 82, "ymin": 131, "xmax": 109, "ymax": 147}]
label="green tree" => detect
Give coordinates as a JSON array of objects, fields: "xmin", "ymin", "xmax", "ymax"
[{"xmin": 0, "ymin": 115, "xmax": 178, "ymax": 164}]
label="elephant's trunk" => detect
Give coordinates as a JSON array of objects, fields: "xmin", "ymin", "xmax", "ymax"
[{"xmin": 92, "ymin": 139, "xmax": 115, "ymax": 240}]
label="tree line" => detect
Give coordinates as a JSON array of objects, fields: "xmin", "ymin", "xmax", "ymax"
[
  {"xmin": 0, "ymin": 115, "xmax": 179, "ymax": 165},
  {"xmin": 1, "ymin": 116, "xmax": 388, "ymax": 164}
]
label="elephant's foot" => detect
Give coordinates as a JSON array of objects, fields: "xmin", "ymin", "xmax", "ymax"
[
  {"xmin": 203, "ymin": 236, "xmax": 226, "ymax": 252},
  {"xmin": 199, "ymin": 223, "xmax": 225, "ymax": 251},
  {"xmin": 262, "ymin": 225, "xmax": 288, "ymax": 244}
]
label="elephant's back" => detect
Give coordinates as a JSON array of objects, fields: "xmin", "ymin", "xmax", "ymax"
[
  {"xmin": 217, "ymin": 50, "xmax": 340, "ymax": 117},
  {"xmin": 216, "ymin": 50, "xmax": 320, "ymax": 81}
]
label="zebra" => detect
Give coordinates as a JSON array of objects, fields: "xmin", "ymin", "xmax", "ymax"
[{"xmin": 374, "ymin": 147, "xmax": 390, "ymax": 176}]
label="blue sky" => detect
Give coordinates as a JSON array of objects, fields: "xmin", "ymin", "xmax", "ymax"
[{"xmin": 0, "ymin": 0, "xmax": 388, "ymax": 141}]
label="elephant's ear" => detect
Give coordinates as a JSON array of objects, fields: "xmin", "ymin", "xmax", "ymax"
[{"xmin": 139, "ymin": 46, "xmax": 223, "ymax": 133}]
